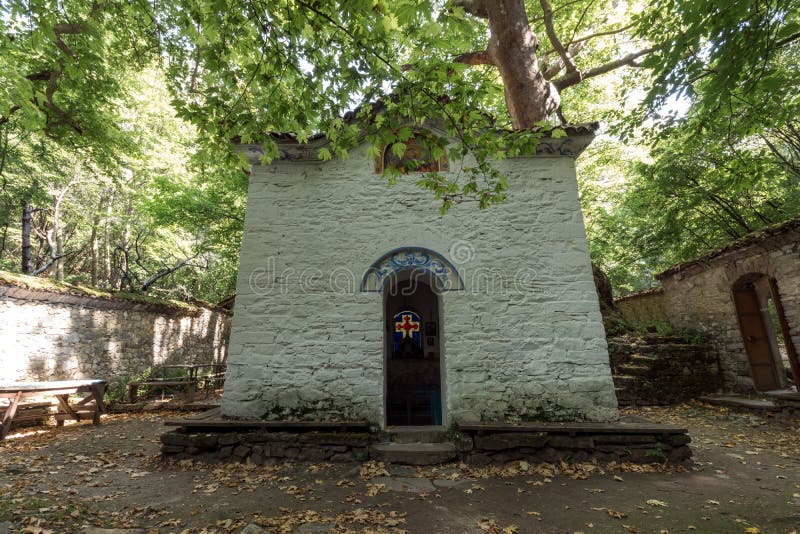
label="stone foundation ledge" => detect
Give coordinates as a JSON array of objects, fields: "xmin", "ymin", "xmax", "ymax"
[
  {"xmin": 160, "ymin": 426, "xmax": 692, "ymax": 466},
  {"xmin": 160, "ymin": 429, "xmax": 371, "ymax": 464},
  {"xmin": 454, "ymin": 430, "xmax": 691, "ymax": 465}
]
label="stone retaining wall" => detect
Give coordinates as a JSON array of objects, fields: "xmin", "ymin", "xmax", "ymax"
[
  {"xmin": 161, "ymin": 429, "xmax": 370, "ymax": 464},
  {"xmin": 456, "ymin": 430, "xmax": 691, "ymax": 465},
  {"xmin": 614, "ymin": 288, "xmax": 668, "ymax": 327},
  {"xmin": 0, "ymin": 285, "xmax": 231, "ymax": 386},
  {"xmin": 608, "ymin": 335, "xmax": 722, "ymax": 405},
  {"xmin": 160, "ymin": 427, "xmax": 691, "ymax": 465}
]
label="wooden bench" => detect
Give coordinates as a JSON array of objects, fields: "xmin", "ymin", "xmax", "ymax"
[
  {"xmin": 0, "ymin": 380, "xmax": 107, "ymax": 440},
  {"xmin": 127, "ymin": 363, "xmax": 226, "ymax": 403},
  {"xmin": 0, "ymin": 402, "xmax": 51, "ymax": 430}
]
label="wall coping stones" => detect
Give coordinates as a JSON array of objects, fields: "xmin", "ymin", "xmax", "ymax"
[
  {"xmin": 657, "ymin": 216, "xmax": 800, "ymax": 280},
  {"xmin": 456, "ymin": 421, "xmax": 687, "ymax": 434},
  {"xmin": 236, "ymin": 122, "xmax": 601, "ymax": 164},
  {"xmin": 0, "ymin": 269, "xmax": 230, "ymax": 316},
  {"xmin": 614, "ymin": 287, "xmax": 665, "ymax": 304}
]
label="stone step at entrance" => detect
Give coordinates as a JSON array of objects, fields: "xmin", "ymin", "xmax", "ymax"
[
  {"xmin": 763, "ymin": 389, "xmax": 800, "ymax": 409},
  {"xmin": 383, "ymin": 426, "xmax": 449, "ymax": 444},
  {"xmin": 369, "ymin": 441, "xmax": 457, "ymax": 465},
  {"xmin": 699, "ymin": 395, "xmax": 780, "ymax": 411}
]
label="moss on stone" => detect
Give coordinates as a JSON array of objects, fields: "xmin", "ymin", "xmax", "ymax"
[{"xmin": 0, "ymin": 269, "xmax": 199, "ymax": 312}]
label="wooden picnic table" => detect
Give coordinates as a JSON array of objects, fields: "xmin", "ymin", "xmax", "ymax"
[{"xmin": 0, "ymin": 379, "xmax": 107, "ymax": 440}]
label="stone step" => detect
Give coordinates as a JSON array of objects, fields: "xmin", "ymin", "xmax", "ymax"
[
  {"xmin": 630, "ymin": 354, "xmax": 659, "ymax": 363},
  {"xmin": 617, "ymin": 364, "xmax": 652, "ymax": 377},
  {"xmin": 384, "ymin": 426, "xmax": 449, "ymax": 444},
  {"xmin": 699, "ymin": 395, "xmax": 780, "ymax": 412},
  {"xmin": 636, "ymin": 335, "xmax": 692, "ymax": 345},
  {"xmin": 369, "ymin": 442, "xmax": 457, "ymax": 465},
  {"xmin": 612, "ymin": 375, "xmax": 639, "ymax": 385}
]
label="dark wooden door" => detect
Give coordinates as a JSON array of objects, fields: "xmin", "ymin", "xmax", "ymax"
[
  {"xmin": 732, "ymin": 286, "xmax": 781, "ymax": 391},
  {"xmin": 385, "ymin": 279, "xmax": 442, "ymax": 426}
]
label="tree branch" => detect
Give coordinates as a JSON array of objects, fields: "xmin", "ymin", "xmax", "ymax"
[
  {"xmin": 777, "ymin": 30, "xmax": 800, "ymax": 48},
  {"xmin": 542, "ymin": 42, "xmax": 585, "ymax": 79},
  {"xmin": 567, "ymin": 0, "xmax": 596, "ymax": 48},
  {"xmin": 568, "ymin": 22, "xmax": 636, "ymax": 46},
  {"xmin": 553, "ymin": 47, "xmax": 655, "ymax": 91},
  {"xmin": 540, "ymin": 0, "xmax": 578, "ymax": 74},
  {"xmin": 31, "ymin": 253, "xmax": 69, "ymax": 276},
  {"xmin": 0, "ymin": 105, "xmax": 20, "ymax": 125},
  {"xmin": 140, "ymin": 254, "xmax": 200, "ymax": 292},
  {"xmin": 452, "ymin": 0, "xmax": 489, "ymax": 18},
  {"xmin": 453, "ymin": 50, "xmax": 495, "ymax": 66},
  {"xmin": 52, "ymin": 23, "xmax": 87, "ymax": 35}
]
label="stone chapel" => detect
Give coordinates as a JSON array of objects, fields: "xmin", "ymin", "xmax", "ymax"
[{"xmin": 221, "ymin": 123, "xmax": 619, "ymax": 427}]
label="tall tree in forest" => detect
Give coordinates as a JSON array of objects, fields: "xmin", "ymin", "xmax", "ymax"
[{"xmin": 450, "ymin": 0, "xmax": 652, "ymax": 127}]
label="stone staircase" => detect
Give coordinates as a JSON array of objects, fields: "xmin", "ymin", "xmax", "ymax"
[
  {"xmin": 369, "ymin": 427, "xmax": 458, "ymax": 465},
  {"xmin": 608, "ymin": 335, "xmax": 722, "ymax": 406}
]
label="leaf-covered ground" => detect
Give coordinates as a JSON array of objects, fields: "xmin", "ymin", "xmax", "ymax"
[{"xmin": 0, "ymin": 402, "xmax": 798, "ymax": 533}]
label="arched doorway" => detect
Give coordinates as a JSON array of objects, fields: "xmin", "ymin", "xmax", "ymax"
[
  {"xmin": 384, "ymin": 276, "xmax": 443, "ymax": 426},
  {"xmin": 732, "ymin": 273, "xmax": 799, "ymax": 390}
]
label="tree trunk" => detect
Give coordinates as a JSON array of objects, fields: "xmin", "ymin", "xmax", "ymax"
[
  {"xmin": 21, "ymin": 200, "xmax": 33, "ymax": 274},
  {"xmin": 113, "ymin": 196, "xmax": 134, "ymax": 290},
  {"xmin": 54, "ymin": 221, "xmax": 64, "ymax": 281},
  {"xmin": 0, "ymin": 223, "xmax": 7, "ymax": 259},
  {"xmin": 89, "ymin": 196, "xmax": 105, "ymax": 286},
  {"xmin": 454, "ymin": 0, "xmax": 652, "ymax": 128},
  {"xmin": 484, "ymin": 0, "xmax": 559, "ymax": 128},
  {"xmin": 102, "ymin": 188, "xmax": 114, "ymax": 286}
]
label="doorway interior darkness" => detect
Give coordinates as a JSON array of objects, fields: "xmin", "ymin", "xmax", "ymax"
[{"xmin": 384, "ymin": 276, "xmax": 442, "ymax": 426}]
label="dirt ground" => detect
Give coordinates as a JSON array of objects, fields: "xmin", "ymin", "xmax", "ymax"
[{"xmin": 1, "ymin": 403, "xmax": 799, "ymax": 534}]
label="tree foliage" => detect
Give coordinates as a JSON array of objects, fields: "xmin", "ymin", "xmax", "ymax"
[{"xmin": 1, "ymin": 0, "xmax": 799, "ymax": 298}]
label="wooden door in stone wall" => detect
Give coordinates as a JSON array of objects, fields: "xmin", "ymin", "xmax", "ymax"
[
  {"xmin": 385, "ymin": 279, "xmax": 442, "ymax": 426},
  {"xmin": 732, "ymin": 285, "xmax": 781, "ymax": 391}
]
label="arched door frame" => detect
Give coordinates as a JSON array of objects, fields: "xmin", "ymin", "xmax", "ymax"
[
  {"xmin": 381, "ymin": 269, "xmax": 447, "ymax": 428},
  {"xmin": 731, "ymin": 273, "xmax": 799, "ymax": 390}
]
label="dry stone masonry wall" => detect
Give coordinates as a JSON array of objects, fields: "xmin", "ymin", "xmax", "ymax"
[
  {"xmin": 615, "ymin": 289, "xmax": 668, "ymax": 327},
  {"xmin": 0, "ymin": 285, "xmax": 230, "ymax": 385},
  {"xmin": 160, "ymin": 426, "xmax": 691, "ymax": 465},
  {"xmin": 615, "ymin": 222, "xmax": 799, "ymax": 392},
  {"xmin": 608, "ymin": 335, "xmax": 722, "ymax": 405}
]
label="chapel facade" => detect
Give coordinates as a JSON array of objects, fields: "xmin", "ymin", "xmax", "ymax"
[{"xmin": 221, "ymin": 124, "xmax": 619, "ymax": 426}]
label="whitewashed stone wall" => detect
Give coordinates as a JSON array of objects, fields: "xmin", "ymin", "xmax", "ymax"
[
  {"xmin": 658, "ymin": 229, "xmax": 800, "ymax": 391},
  {"xmin": 223, "ymin": 134, "xmax": 618, "ymax": 425},
  {"xmin": 0, "ymin": 286, "xmax": 230, "ymax": 385}
]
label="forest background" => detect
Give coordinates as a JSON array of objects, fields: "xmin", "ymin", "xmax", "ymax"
[{"xmin": 1, "ymin": 0, "xmax": 798, "ymax": 302}]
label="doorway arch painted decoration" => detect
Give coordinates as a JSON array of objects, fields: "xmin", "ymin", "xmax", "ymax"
[{"xmin": 360, "ymin": 247, "xmax": 465, "ymax": 292}]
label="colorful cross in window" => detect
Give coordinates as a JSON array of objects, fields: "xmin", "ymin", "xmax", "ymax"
[{"xmin": 395, "ymin": 314, "xmax": 420, "ymax": 338}]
